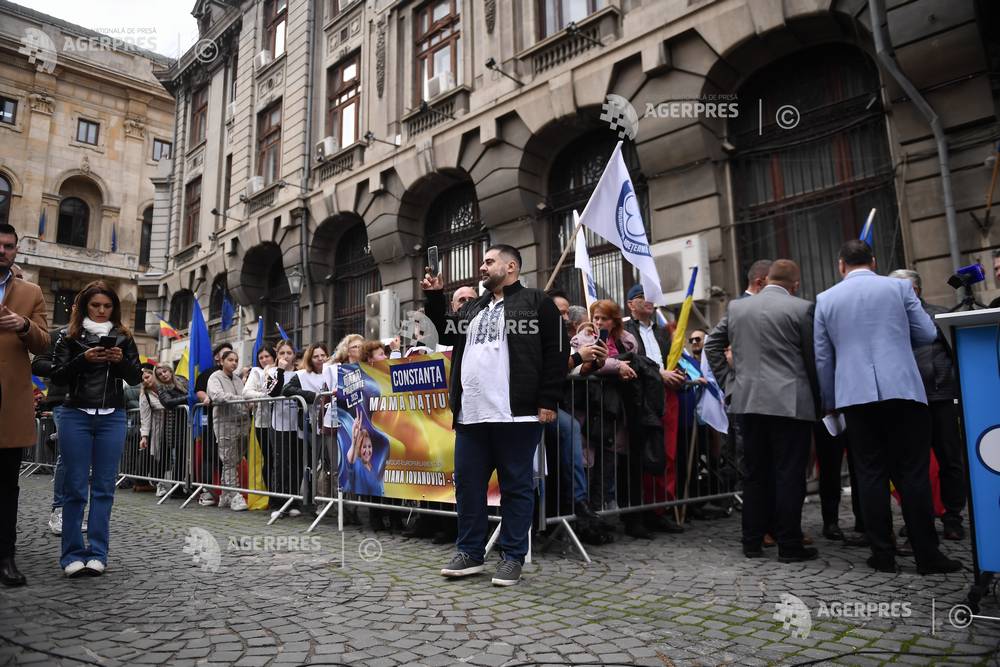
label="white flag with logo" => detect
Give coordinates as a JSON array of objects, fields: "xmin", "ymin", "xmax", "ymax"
[
  {"xmin": 573, "ymin": 210, "xmax": 598, "ymax": 311},
  {"xmin": 578, "ymin": 141, "xmax": 666, "ymax": 305}
]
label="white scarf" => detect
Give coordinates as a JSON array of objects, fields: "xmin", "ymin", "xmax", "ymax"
[{"xmin": 82, "ymin": 317, "xmax": 113, "ymax": 337}]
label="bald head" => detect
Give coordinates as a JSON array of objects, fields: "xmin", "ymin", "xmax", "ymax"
[
  {"xmin": 767, "ymin": 259, "xmax": 801, "ymax": 294},
  {"xmin": 451, "ymin": 286, "xmax": 477, "ymax": 313}
]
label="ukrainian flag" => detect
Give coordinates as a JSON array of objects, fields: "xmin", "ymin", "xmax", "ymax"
[{"xmin": 665, "ymin": 267, "xmax": 698, "ymax": 371}]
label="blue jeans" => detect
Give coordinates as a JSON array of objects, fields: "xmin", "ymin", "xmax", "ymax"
[
  {"xmin": 58, "ymin": 409, "xmax": 126, "ymax": 567},
  {"xmin": 543, "ymin": 408, "xmax": 588, "ymax": 505},
  {"xmin": 51, "ymin": 406, "xmax": 65, "ymax": 510},
  {"xmin": 454, "ymin": 422, "xmax": 542, "ymax": 564}
]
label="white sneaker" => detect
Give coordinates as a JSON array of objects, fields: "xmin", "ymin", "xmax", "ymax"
[
  {"xmin": 198, "ymin": 492, "xmax": 216, "ymax": 507},
  {"xmin": 64, "ymin": 561, "xmax": 87, "ymax": 577},
  {"xmin": 230, "ymin": 494, "xmax": 248, "ymax": 511},
  {"xmin": 84, "ymin": 559, "xmax": 105, "ymax": 574},
  {"xmin": 48, "ymin": 509, "xmax": 62, "ymax": 535},
  {"xmin": 155, "ymin": 483, "xmax": 169, "ymax": 498},
  {"xmin": 288, "ymin": 508, "xmax": 301, "ymax": 517}
]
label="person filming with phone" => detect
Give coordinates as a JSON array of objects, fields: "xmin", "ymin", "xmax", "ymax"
[
  {"xmin": 49, "ymin": 281, "xmax": 142, "ymax": 578},
  {"xmin": 423, "ymin": 244, "xmax": 567, "ymax": 586}
]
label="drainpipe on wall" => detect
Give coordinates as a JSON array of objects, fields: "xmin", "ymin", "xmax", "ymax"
[
  {"xmin": 301, "ymin": 0, "xmax": 316, "ymax": 343},
  {"xmin": 869, "ymin": 0, "xmax": 961, "ymax": 283}
]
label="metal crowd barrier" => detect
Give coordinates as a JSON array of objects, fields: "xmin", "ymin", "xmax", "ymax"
[
  {"xmin": 176, "ymin": 395, "xmax": 312, "ymax": 523},
  {"xmin": 117, "ymin": 405, "xmax": 190, "ymax": 503},
  {"xmin": 21, "ymin": 414, "xmax": 58, "ymax": 477}
]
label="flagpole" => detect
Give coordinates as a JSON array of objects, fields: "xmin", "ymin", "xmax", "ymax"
[{"xmin": 543, "ymin": 220, "xmax": 584, "ymax": 292}]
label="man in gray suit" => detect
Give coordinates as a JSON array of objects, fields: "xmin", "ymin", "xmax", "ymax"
[
  {"xmin": 815, "ymin": 240, "xmax": 961, "ymax": 575},
  {"xmin": 705, "ymin": 259, "xmax": 819, "ymax": 562}
]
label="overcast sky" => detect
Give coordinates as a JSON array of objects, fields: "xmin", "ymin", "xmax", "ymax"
[{"xmin": 20, "ymin": 0, "xmax": 199, "ymax": 58}]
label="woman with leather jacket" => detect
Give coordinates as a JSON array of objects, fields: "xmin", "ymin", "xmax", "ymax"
[{"xmin": 50, "ymin": 281, "xmax": 142, "ymax": 577}]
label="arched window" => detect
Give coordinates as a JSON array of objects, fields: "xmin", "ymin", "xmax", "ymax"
[
  {"xmin": 57, "ymin": 197, "xmax": 89, "ymax": 248},
  {"xmin": 139, "ymin": 206, "xmax": 153, "ymax": 266},
  {"xmin": 0, "ymin": 175, "xmax": 10, "ymax": 226},
  {"xmin": 729, "ymin": 45, "xmax": 903, "ymax": 300},
  {"xmin": 425, "ymin": 182, "xmax": 488, "ymax": 295},
  {"xmin": 547, "ymin": 132, "xmax": 648, "ymax": 306},
  {"xmin": 264, "ymin": 260, "xmax": 298, "ymax": 346},
  {"xmin": 332, "ymin": 223, "xmax": 381, "ymax": 343},
  {"xmin": 209, "ymin": 275, "xmax": 230, "ymax": 320},
  {"xmin": 168, "ymin": 289, "xmax": 194, "ymax": 331}
]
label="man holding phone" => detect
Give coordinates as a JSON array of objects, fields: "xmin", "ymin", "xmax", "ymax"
[{"xmin": 423, "ymin": 244, "xmax": 567, "ymax": 586}]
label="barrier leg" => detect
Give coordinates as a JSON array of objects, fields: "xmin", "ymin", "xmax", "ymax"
[
  {"xmin": 267, "ymin": 497, "xmax": 295, "ymax": 525},
  {"xmin": 180, "ymin": 484, "xmax": 205, "ymax": 509},
  {"xmin": 484, "ymin": 521, "xmax": 502, "ymax": 558},
  {"xmin": 307, "ymin": 500, "xmax": 336, "ymax": 533},
  {"xmin": 337, "ymin": 489, "xmax": 344, "ymax": 532},
  {"xmin": 157, "ymin": 482, "xmax": 184, "ymax": 505},
  {"xmin": 560, "ymin": 518, "xmax": 591, "ymax": 564}
]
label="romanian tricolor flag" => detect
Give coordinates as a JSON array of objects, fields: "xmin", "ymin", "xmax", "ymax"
[
  {"xmin": 665, "ymin": 267, "xmax": 698, "ymax": 371},
  {"xmin": 159, "ymin": 319, "xmax": 181, "ymax": 340}
]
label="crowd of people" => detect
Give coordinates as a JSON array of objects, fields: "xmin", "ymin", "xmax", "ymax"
[{"xmin": 0, "ymin": 222, "xmax": 971, "ymax": 587}]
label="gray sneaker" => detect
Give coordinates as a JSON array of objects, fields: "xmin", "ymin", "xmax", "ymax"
[
  {"xmin": 491, "ymin": 559, "xmax": 522, "ymax": 586},
  {"xmin": 440, "ymin": 553, "xmax": 484, "ymax": 577}
]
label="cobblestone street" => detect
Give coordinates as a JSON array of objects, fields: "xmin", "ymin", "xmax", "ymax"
[{"xmin": 1, "ymin": 476, "xmax": 998, "ymax": 666}]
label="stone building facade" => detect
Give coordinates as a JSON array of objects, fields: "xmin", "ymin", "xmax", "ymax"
[
  {"xmin": 0, "ymin": 0, "xmax": 175, "ymax": 356},
  {"xmin": 149, "ymin": 0, "xmax": 999, "ymax": 359}
]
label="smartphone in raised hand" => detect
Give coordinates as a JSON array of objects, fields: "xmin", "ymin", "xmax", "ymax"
[
  {"xmin": 97, "ymin": 335, "xmax": 117, "ymax": 349},
  {"xmin": 427, "ymin": 245, "xmax": 440, "ymax": 277},
  {"xmin": 598, "ymin": 328, "xmax": 609, "ymax": 343}
]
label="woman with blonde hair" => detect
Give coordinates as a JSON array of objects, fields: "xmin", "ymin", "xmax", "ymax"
[{"xmin": 332, "ymin": 334, "xmax": 364, "ymax": 364}]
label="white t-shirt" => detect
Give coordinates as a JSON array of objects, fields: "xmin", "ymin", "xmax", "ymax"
[{"xmin": 458, "ymin": 298, "xmax": 538, "ymax": 425}]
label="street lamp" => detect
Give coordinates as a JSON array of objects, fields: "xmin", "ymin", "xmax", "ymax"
[{"xmin": 286, "ymin": 265, "xmax": 304, "ymax": 348}]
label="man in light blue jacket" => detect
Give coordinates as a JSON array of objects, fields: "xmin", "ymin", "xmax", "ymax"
[{"xmin": 814, "ymin": 240, "xmax": 961, "ymax": 575}]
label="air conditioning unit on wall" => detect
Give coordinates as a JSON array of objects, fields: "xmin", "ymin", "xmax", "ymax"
[
  {"xmin": 364, "ymin": 289, "xmax": 399, "ymax": 343},
  {"xmin": 650, "ymin": 234, "xmax": 710, "ymax": 306},
  {"xmin": 423, "ymin": 71, "xmax": 456, "ymax": 101},
  {"xmin": 253, "ymin": 50, "xmax": 272, "ymax": 71},
  {"xmin": 315, "ymin": 136, "xmax": 339, "ymax": 162},
  {"xmin": 245, "ymin": 176, "xmax": 265, "ymax": 198}
]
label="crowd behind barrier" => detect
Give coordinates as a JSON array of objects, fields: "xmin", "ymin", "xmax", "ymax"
[{"xmin": 23, "ymin": 373, "xmax": 762, "ymax": 550}]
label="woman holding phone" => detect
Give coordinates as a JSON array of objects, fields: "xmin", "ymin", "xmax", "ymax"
[{"xmin": 50, "ymin": 281, "xmax": 142, "ymax": 577}]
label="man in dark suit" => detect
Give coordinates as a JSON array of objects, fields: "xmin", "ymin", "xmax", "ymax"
[
  {"xmin": 890, "ymin": 269, "xmax": 966, "ymax": 540},
  {"xmin": 815, "ymin": 240, "xmax": 961, "ymax": 575},
  {"xmin": 624, "ymin": 284, "xmax": 685, "ymax": 533},
  {"xmin": 704, "ymin": 259, "xmax": 818, "ymax": 562}
]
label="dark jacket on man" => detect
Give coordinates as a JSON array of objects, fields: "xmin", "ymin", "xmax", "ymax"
[
  {"xmin": 425, "ymin": 281, "xmax": 568, "ymax": 428},
  {"xmin": 916, "ymin": 300, "xmax": 958, "ymax": 402},
  {"xmin": 623, "ymin": 318, "xmax": 671, "ymax": 366}
]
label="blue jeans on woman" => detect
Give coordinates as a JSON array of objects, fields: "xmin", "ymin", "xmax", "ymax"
[
  {"xmin": 58, "ymin": 409, "xmax": 126, "ymax": 567},
  {"xmin": 51, "ymin": 406, "xmax": 65, "ymax": 510}
]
